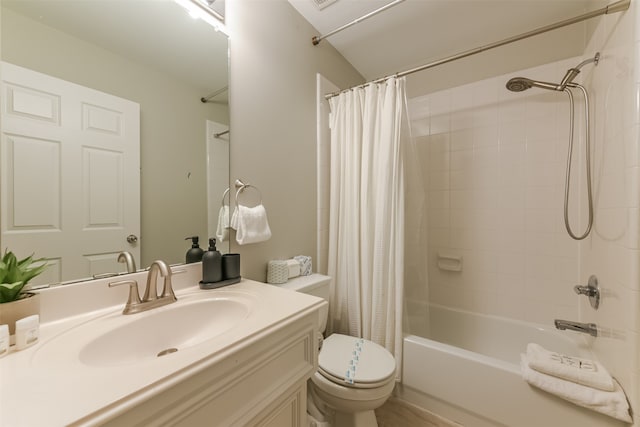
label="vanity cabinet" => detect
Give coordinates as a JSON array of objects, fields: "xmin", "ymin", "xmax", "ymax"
[
  {"xmin": 1, "ymin": 275, "xmax": 324, "ymax": 427},
  {"xmin": 88, "ymin": 309, "xmax": 318, "ymax": 427}
]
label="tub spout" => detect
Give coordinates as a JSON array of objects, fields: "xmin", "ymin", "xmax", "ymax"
[{"xmin": 554, "ymin": 319, "xmax": 598, "ymax": 337}]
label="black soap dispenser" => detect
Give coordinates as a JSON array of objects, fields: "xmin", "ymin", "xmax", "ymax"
[
  {"xmin": 185, "ymin": 236, "xmax": 204, "ymax": 263},
  {"xmin": 202, "ymin": 238, "xmax": 222, "ymax": 283}
]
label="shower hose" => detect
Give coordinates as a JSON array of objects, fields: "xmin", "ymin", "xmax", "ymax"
[{"xmin": 563, "ymin": 83, "xmax": 593, "ymax": 241}]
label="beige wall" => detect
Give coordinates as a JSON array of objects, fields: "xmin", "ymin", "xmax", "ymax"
[
  {"xmin": 226, "ymin": 0, "xmax": 363, "ymax": 281},
  {"xmin": 1, "ymin": 8, "xmax": 229, "ymax": 268}
]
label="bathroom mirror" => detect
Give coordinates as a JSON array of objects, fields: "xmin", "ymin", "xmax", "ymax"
[{"xmin": 0, "ymin": 0, "xmax": 229, "ymax": 286}]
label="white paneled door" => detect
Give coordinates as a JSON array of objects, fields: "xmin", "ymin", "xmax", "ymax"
[{"xmin": 0, "ymin": 62, "xmax": 140, "ymax": 284}]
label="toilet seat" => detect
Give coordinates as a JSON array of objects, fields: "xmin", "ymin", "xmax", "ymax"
[{"xmin": 317, "ymin": 334, "xmax": 396, "ymax": 389}]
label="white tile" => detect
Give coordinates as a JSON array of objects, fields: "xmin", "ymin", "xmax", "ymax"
[
  {"xmin": 451, "ymin": 110, "xmax": 475, "ymax": 131},
  {"xmin": 428, "ymin": 133, "xmax": 450, "ymax": 153},
  {"xmin": 473, "ymin": 125, "xmax": 499, "ymax": 149},
  {"xmin": 411, "ymin": 117, "xmax": 430, "ymax": 136},
  {"xmin": 498, "ymin": 119, "xmax": 526, "ymax": 145},
  {"xmin": 429, "ymin": 171, "xmax": 450, "ymax": 191},
  {"xmin": 430, "ymin": 114, "xmax": 450, "ymax": 134},
  {"xmin": 450, "ymin": 170, "xmax": 472, "ymax": 190},
  {"xmin": 473, "ymin": 146, "xmax": 499, "ymax": 170},
  {"xmin": 471, "ymin": 167, "xmax": 500, "ymax": 190},
  {"xmin": 428, "ymin": 149, "xmax": 450, "ymax": 171},
  {"xmin": 450, "ymin": 149, "xmax": 473, "ymax": 171},
  {"xmin": 429, "ymin": 190, "xmax": 450, "ymax": 210},
  {"xmin": 429, "ymin": 89, "xmax": 451, "ymax": 115},
  {"xmin": 450, "ymin": 189, "xmax": 471, "ymax": 211},
  {"xmin": 428, "ymin": 227, "xmax": 450, "ymax": 248},
  {"xmin": 450, "ymin": 129, "xmax": 474, "ymax": 151},
  {"xmin": 429, "ymin": 208, "xmax": 450, "ymax": 229},
  {"xmin": 450, "ymin": 227, "xmax": 473, "ymax": 250},
  {"xmin": 525, "ymin": 138, "xmax": 558, "ymax": 164},
  {"xmin": 473, "ymin": 105, "xmax": 498, "ymax": 128}
]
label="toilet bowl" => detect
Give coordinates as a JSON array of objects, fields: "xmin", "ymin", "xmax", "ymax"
[
  {"xmin": 275, "ymin": 274, "xmax": 396, "ymax": 427},
  {"xmin": 310, "ymin": 333, "xmax": 396, "ymax": 427}
]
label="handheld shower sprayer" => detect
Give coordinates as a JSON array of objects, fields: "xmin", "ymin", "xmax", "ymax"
[
  {"xmin": 505, "ymin": 52, "xmax": 600, "ymax": 93},
  {"xmin": 504, "ymin": 52, "xmax": 600, "ymax": 241}
]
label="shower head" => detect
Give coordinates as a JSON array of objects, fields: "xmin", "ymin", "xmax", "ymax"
[
  {"xmin": 505, "ymin": 77, "xmax": 559, "ymax": 92},
  {"xmin": 506, "ymin": 52, "xmax": 600, "ymax": 93},
  {"xmin": 506, "ymin": 77, "xmax": 533, "ymax": 92}
]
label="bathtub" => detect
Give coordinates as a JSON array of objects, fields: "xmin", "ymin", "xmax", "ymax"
[{"xmin": 399, "ymin": 304, "xmax": 627, "ymax": 427}]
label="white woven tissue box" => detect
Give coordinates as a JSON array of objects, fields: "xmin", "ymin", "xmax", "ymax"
[{"xmin": 267, "ymin": 260, "xmax": 289, "ymax": 284}]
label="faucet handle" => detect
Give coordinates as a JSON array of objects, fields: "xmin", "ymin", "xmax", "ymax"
[
  {"xmin": 109, "ymin": 280, "xmax": 141, "ymax": 311},
  {"xmin": 573, "ymin": 275, "xmax": 600, "ymax": 310}
]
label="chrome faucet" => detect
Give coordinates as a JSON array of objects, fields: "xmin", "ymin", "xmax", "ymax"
[
  {"xmin": 117, "ymin": 251, "xmax": 137, "ymax": 273},
  {"xmin": 554, "ymin": 319, "xmax": 598, "ymax": 337},
  {"xmin": 109, "ymin": 260, "xmax": 177, "ymax": 315}
]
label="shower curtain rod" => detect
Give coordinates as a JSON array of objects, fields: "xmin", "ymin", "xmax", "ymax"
[
  {"xmin": 312, "ymin": 0, "xmax": 406, "ymax": 46},
  {"xmin": 201, "ymin": 85, "xmax": 228, "ymax": 103},
  {"xmin": 324, "ymin": 0, "xmax": 631, "ymax": 100}
]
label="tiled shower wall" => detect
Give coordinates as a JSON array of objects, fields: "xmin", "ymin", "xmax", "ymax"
[{"xmin": 407, "ymin": 57, "xmax": 586, "ymax": 329}]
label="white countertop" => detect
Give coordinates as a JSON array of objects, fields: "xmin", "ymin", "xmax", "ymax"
[{"xmin": 0, "ymin": 274, "xmax": 324, "ymax": 427}]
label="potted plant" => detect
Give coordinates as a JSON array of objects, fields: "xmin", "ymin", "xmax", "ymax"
[{"xmin": 0, "ymin": 250, "xmax": 47, "ymax": 337}]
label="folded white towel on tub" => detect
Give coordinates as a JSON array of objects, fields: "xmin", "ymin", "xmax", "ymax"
[
  {"xmin": 234, "ymin": 204, "xmax": 272, "ymax": 245},
  {"xmin": 526, "ymin": 343, "xmax": 615, "ymax": 392},
  {"xmin": 521, "ymin": 354, "xmax": 632, "ymax": 423}
]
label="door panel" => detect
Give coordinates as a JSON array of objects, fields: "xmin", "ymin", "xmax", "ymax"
[{"xmin": 1, "ymin": 62, "xmax": 140, "ymax": 284}]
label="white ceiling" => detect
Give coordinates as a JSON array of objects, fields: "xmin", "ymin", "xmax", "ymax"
[{"xmin": 289, "ymin": 0, "xmax": 605, "ymax": 93}]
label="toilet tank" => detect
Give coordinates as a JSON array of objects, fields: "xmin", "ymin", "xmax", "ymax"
[{"xmin": 274, "ymin": 274, "xmax": 330, "ymax": 332}]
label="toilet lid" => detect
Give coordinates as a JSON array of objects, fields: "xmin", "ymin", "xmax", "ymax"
[{"xmin": 318, "ymin": 334, "xmax": 396, "ymax": 388}]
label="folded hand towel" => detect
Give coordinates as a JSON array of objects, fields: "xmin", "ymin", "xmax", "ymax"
[
  {"xmin": 526, "ymin": 343, "xmax": 615, "ymax": 392},
  {"xmin": 235, "ymin": 204, "xmax": 272, "ymax": 245},
  {"xmin": 216, "ymin": 205, "xmax": 230, "ymax": 242},
  {"xmin": 521, "ymin": 354, "xmax": 632, "ymax": 423}
]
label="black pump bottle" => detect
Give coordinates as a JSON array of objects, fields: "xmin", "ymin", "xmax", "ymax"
[
  {"xmin": 202, "ymin": 238, "xmax": 222, "ymax": 283},
  {"xmin": 185, "ymin": 236, "xmax": 204, "ymax": 263}
]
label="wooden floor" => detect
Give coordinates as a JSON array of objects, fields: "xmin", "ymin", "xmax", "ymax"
[{"xmin": 375, "ymin": 397, "xmax": 463, "ymax": 427}]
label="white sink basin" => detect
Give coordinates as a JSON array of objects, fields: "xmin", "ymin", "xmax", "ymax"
[
  {"xmin": 79, "ymin": 297, "xmax": 251, "ymax": 366},
  {"xmin": 32, "ymin": 291, "xmax": 255, "ymax": 368}
]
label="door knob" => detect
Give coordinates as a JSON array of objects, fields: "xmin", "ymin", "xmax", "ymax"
[{"xmin": 126, "ymin": 234, "xmax": 138, "ymax": 244}]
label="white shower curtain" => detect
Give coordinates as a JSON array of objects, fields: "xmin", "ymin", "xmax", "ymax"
[{"xmin": 327, "ymin": 77, "xmax": 408, "ymax": 379}]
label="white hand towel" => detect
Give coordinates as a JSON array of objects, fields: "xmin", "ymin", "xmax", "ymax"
[
  {"xmin": 235, "ymin": 204, "xmax": 272, "ymax": 245},
  {"xmin": 215, "ymin": 205, "xmax": 230, "ymax": 242},
  {"xmin": 229, "ymin": 207, "xmax": 238, "ymax": 230},
  {"xmin": 521, "ymin": 354, "xmax": 632, "ymax": 423},
  {"xmin": 526, "ymin": 343, "xmax": 615, "ymax": 392}
]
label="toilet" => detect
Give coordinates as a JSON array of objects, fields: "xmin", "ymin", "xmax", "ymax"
[{"xmin": 276, "ymin": 274, "xmax": 396, "ymax": 427}]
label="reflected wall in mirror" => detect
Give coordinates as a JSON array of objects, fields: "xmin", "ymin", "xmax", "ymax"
[{"xmin": 0, "ymin": 0, "xmax": 230, "ymax": 287}]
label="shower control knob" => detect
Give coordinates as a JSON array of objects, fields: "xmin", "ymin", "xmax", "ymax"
[{"xmin": 573, "ymin": 275, "xmax": 600, "ymax": 310}]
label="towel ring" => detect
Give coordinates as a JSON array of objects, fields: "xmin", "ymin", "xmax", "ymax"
[
  {"xmin": 235, "ymin": 184, "xmax": 263, "ymax": 207},
  {"xmin": 221, "ymin": 188, "xmax": 230, "ymax": 207}
]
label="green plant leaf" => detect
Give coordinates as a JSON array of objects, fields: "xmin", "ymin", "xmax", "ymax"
[
  {"xmin": 0, "ymin": 281, "xmax": 24, "ymax": 304},
  {"xmin": 20, "ymin": 263, "xmax": 48, "ymax": 285},
  {"xmin": 0, "ymin": 250, "xmax": 48, "ymax": 299},
  {"xmin": 0, "ymin": 261, "xmax": 7, "ymax": 284}
]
